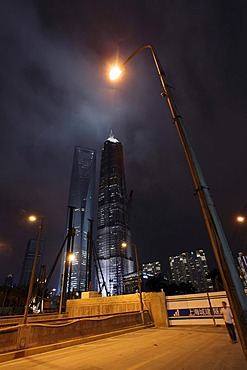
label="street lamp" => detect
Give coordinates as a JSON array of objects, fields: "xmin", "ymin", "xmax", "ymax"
[
  {"xmin": 110, "ymin": 44, "xmax": 247, "ymax": 361},
  {"xmin": 23, "ymin": 215, "xmax": 44, "ymax": 324},
  {"xmin": 237, "ymin": 216, "xmax": 246, "ymax": 223},
  {"xmin": 122, "ymin": 242, "xmax": 144, "ymax": 324}
]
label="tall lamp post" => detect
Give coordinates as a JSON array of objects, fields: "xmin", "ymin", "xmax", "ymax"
[
  {"xmin": 235, "ymin": 214, "xmax": 247, "ymax": 287},
  {"xmin": 59, "ymin": 252, "xmax": 75, "ymax": 314},
  {"xmin": 23, "ymin": 215, "xmax": 44, "ymax": 324},
  {"xmin": 122, "ymin": 242, "xmax": 144, "ymax": 324},
  {"xmin": 111, "ymin": 44, "xmax": 247, "ymax": 360}
]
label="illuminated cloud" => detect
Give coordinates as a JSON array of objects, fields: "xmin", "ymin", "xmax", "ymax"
[{"xmin": 0, "ymin": 241, "xmax": 13, "ymax": 258}]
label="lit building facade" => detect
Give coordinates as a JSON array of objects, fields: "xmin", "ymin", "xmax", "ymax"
[
  {"xmin": 19, "ymin": 239, "xmax": 44, "ymax": 286},
  {"xmin": 169, "ymin": 250, "xmax": 213, "ymax": 292},
  {"xmin": 238, "ymin": 252, "xmax": 247, "ymax": 287},
  {"xmin": 97, "ymin": 133, "xmax": 134, "ymax": 295},
  {"xmin": 142, "ymin": 261, "xmax": 162, "ymax": 276},
  {"xmin": 60, "ymin": 146, "xmax": 96, "ymax": 293}
]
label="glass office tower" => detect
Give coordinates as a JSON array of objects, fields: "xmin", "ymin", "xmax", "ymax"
[
  {"xmin": 97, "ymin": 133, "xmax": 134, "ymax": 296},
  {"xmin": 19, "ymin": 239, "xmax": 44, "ymax": 286},
  {"xmin": 60, "ymin": 146, "xmax": 96, "ymax": 294}
]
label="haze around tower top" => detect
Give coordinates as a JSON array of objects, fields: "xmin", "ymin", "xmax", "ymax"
[{"xmin": 0, "ymin": 0, "xmax": 247, "ymax": 284}]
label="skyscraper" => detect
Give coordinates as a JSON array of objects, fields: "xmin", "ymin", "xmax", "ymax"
[
  {"xmin": 19, "ymin": 239, "xmax": 44, "ymax": 286},
  {"xmin": 97, "ymin": 133, "xmax": 134, "ymax": 296},
  {"xmin": 169, "ymin": 250, "xmax": 213, "ymax": 292},
  {"xmin": 61, "ymin": 146, "xmax": 96, "ymax": 294}
]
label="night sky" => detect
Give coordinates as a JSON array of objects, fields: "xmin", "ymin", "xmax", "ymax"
[{"xmin": 1, "ymin": 0, "xmax": 247, "ymax": 287}]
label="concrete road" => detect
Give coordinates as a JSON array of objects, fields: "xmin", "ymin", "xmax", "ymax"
[{"xmin": 0, "ymin": 326, "xmax": 246, "ymax": 370}]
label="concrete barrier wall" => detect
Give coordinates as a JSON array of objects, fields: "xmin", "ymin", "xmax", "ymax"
[
  {"xmin": 0, "ymin": 292, "xmax": 167, "ymax": 355},
  {"xmin": 0, "ymin": 312, "xmax": 150, "ymax": 354},
  {"xmin": 66, "ymin": 292, "xmax": 141, "ymax": 317},
  {"xmin": 0, "ymin": 328, "xmax": 18, "ymax": 353},
  {"xmin": 66, "ymin": 292, "xmax": 168, "ymax": 327}
]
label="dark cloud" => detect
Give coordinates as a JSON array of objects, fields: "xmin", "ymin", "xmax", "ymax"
[{"xmin": 1, "ymin": 0, "xmax": 247, "ymax": 284}]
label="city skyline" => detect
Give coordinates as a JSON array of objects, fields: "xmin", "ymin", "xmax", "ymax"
[{"xmin": 1, "ymin": 1, "xmax": 247, "ymax": 286}]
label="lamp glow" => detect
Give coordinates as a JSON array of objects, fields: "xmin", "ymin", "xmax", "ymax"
[
  {"xmin": 29, "ymin": 215, "xmax": 37, "ymax": 222},
  {"xmin": 237, "ymin": 216, "xmax": 245, "ymax": 223},
  {"xmin": 109, "ymin": 65, "xmax": 123, "ymax": 80},
  {"xmin": 68, "ymin": 253, "xmax": 75, "ymax": 262}
]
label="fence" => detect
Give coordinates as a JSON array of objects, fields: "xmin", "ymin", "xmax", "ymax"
[{"xmin": 166, "ymin": 290, "xmax": 238, "ymax": 325}]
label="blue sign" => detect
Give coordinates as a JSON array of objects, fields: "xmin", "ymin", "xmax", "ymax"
[{"xmin": 168, "ymin": 307, "xmax": 221, "ymax": 317}]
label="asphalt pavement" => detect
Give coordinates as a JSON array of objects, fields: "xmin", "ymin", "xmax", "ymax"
[{"xmin": 0, "ymin": 326, "xmax": 246, "ymax": 369}]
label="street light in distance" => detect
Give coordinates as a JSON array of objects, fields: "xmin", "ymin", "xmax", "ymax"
[
  {"xmin": 23, "ymin": 214, "xmax": 44, "ymax": 324},
  {"xmin": 237, "ymin": 216, "xmax": 246, "ymax": 223}
]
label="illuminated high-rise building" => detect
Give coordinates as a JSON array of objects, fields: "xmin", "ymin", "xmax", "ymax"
[
  {"xmin": 60, "ymin": 146, "xmax": 96, "ymax": 293},
  {"xmin": 142, "ymin": 261, "xmax": 162, "ymax": 276},
  {"xmin": 169, "ymin": 250, "xmax": 213, "ymax": 292},
  {"xmin": 97, "ymin": 133, "xmax": 134, "ymax": 295}
]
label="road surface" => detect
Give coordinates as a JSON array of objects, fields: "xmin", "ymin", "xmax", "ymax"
[{"xmin": 0, "ymin": 326, "xmax": 246, "ymax": 369}]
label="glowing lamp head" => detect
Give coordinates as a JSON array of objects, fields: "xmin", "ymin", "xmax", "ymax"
[
  {"xmin": 237, "ymin": 216, "xmax": 245, "ymax": 223},
  {"xmin": 109, "ymin": 65, "xmax": 123, "ymax": 80},
  {"xmin": 29, "ymin": 215, "xmax": 37, "ymax": 222},
  {"xmin": 121, "ymin": 242, "xmax": 127, "ymax": 248},
  {"xmin": 68, "ymin": 253, "xmax": 75, "ymax": 262}
]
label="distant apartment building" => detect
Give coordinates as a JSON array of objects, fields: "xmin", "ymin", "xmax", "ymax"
[
  {"xmin": 142, "ymin": 261, "xmax": 162, "ymax": 276},
  {"xmin": 169, "ymin": 250, "xmax": 213, "ymax": 292},
  {"xmin": 19, "ymin": 239, "xmax": 44, "ymax": 286}
]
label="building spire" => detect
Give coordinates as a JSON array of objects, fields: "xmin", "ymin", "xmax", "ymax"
[{"xmin": 107, "ymin": 130, "xmax": 119, "ymax": 143}]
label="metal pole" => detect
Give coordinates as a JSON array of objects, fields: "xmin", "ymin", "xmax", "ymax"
[
  {"xmin": 206, "ymin": 291, "xmax": 216, "ymax": 326},
  {"xmin": 23, "ymin": 216, "xmax": 43, "ymax": 324},
  {"xmin": 59, "ymin": 272, "xmax": 64, "ymax": 314},
  {"xmin": 62, "ymin": 206, "xmax": 74, "ymax": 305},
  {"xmin": 120, "ymin": 45, "xmax": 247, "ymax": 361},
  {"xmin": 40, "ymin": 265, "xmax": 46, "ymax": 313},
  {"xmin": 134, "ymin": 243, "xmax": 144, "ymax": 324},
  {"xmin": 86, "ymin": 219, "xmax": 94, "ymax": 291},
  {"xmin": 68, "ymin": 227, "xmax": 75, "ymax": 298}
]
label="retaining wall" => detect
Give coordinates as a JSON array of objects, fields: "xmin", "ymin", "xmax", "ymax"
[
  {"xmin": 0, "ymin": 311, "xmax": 151, "ymax": 354},
  {"xmin": 66, "ymin": 291, "xmax": 168, "ymax": 327}
]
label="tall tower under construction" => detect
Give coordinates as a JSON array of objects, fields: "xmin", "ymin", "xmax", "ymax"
[{"xmin": 97, "ymin": 133, "xmax": 134, "ymax": 295}]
